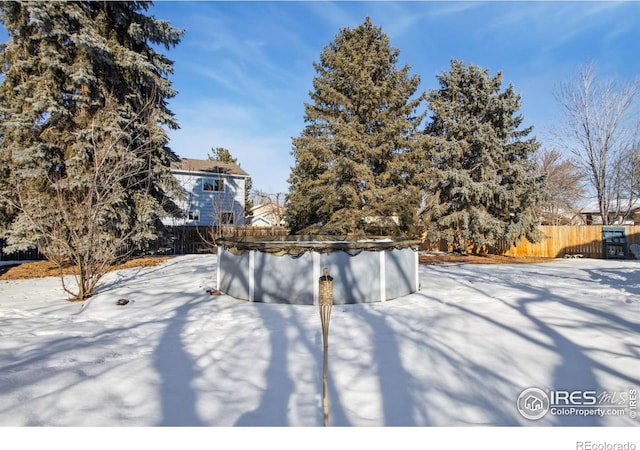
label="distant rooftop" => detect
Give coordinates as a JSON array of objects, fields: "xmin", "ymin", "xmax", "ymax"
[
  {"xmin": 580, "ymin": 198, "xmax": 640, "ymax": 213},
  {"xmin": 171, "ymin": 157, "xmax": 249, "ymax": 177}
]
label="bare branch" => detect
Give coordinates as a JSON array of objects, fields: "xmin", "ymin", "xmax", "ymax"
[{"xmin": 552, "ymin": 61, "xmax": 639, "ymax": 225}]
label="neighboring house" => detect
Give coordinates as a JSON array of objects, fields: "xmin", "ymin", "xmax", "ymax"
[
  {"xmin": 165, "ymin": 157, "xmax": 250, "ymax": 227},
  {"xmin": 250, "ymin": 200, "xmax": 286, "ymax": 227},
  {"xmin": 580, "ymin": 199, "xmax": 640, "ymax": 225},
  {"xmin": 538, "ymin": 205, "xmax": 585, "ymax": 225}
]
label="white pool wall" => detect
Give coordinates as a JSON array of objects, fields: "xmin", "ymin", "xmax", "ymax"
[{"xmin": 217, "ymin": 246, "xmax": 419, "ymax": 305}]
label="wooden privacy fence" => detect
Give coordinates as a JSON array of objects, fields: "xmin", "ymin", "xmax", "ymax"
[
  {"xmin": 6, "ymin": 225, "xmax": 640, "ymax": 260},
  {"xmin": 166, "ymin": 225, "xmax": 289, "ymax": 255},
  {"xmin": 1, "ymin": 226, "xmax": 291, "ymax": 260},
  {"xmin": 0, "ymin": 239, "xmax": 45, "ymax": 261},
  {"xmin": 500, "ymin": 225, "xmax": 640, "ymax": 259}
]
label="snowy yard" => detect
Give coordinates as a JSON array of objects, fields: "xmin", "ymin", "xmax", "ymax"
[{"xmin": 0, "ymin": 254, "xmax": 638, "ymax": 430}]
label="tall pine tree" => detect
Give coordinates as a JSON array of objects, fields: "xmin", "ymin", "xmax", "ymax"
[
  {"xmin": 0, "ymin": 2, "xmax": 183, "ymax": 299},
  {"xmin": 423, "ymin": 60, "xmax": 545, "ymax": 253},
  {"xmin": 286, "ymin": 17, "xmax": 426, "ymax": 236}
]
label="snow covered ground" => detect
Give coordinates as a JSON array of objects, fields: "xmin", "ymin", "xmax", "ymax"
[{"xmin": 1, "ymin": 254, "xmax": 638, "ymax": 443}]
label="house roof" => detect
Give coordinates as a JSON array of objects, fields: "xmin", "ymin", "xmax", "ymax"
[
  {"xmin": 251, "ymin": 202, "xmax": 282, "ymax": 213},
  {"xmin": 580, "ymin": 198, "xmax": 640, "ymax": 214},
  {"xmin": 251, "ymin": 217, "xmax": 272, "ymax": 226},
  {"xmin": 171, "ymin": 157, "xmax": 249, "ymax": 177}
]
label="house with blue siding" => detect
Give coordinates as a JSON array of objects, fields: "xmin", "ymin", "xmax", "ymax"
[{"xmin": 166, "ymin": 157, "xmax": 250, "ymax": 227}]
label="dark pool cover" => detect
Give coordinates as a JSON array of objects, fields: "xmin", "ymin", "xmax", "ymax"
[{"xmin": 215, "ymin": 235, "xmax": 421, "ymax": 257}]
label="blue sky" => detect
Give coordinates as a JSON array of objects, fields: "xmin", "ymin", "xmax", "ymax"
[
  {"xmin": 3, "ymin": 1, "xmax": 639, "ymax": 196},
  {"xmin": 150, "ymin": 1, "xmax": 640, "ymax": 196}
]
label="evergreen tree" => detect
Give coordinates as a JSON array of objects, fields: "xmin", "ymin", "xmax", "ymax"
[
  {"xmin": 423, "ymin": 60, "xmax": 545, "ymax": 253},
  {"xmin": 0, "ymin": 127, "xmax": 12, "ymax": 236},
  {"xmin": 286, "ymin": 17, "xmax": 426, "ymax": 235},
  {"xmin": 0, "ymin": 1, "xmax": 183, "ymax": 299},
  {"xmin": 208, "ymin": 147, "xmax": 236, "ymax": 164}
]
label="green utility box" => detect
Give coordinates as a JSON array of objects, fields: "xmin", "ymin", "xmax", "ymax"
[{"xmin": 602, "ymin": 227, "xmax": 627, "ymax": 259}]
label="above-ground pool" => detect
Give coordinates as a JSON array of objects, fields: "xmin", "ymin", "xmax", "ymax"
[{"xmin": 216, "ymin": 236, "xmax": 421, "ymax": 305}]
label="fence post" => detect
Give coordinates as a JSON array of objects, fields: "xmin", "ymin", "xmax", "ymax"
[{"xmin": 319, "ymin": 268, "xmax": 333, "ymax": 427}]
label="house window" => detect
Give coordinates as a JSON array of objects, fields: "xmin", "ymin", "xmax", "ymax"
[
  {"xmin": 203, "ymin": 178, "xmax": 224, "ymax": 192},
  {"xmin": 221, "ymin": 212, "xmax": 234, "ymax": 224},
  {"xmin": 188, "ymin": 210, "xmax": 200, "ymax": 221}
]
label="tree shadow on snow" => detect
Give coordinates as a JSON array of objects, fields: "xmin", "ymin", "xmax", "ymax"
[
  {"xmin": 423, "ymin": 263, "xmax": 639, "ymax": 426},
  {"xmin": 350, "ymin": 306, "xmax": 419, "ymax": 426},
  {"xmin": 233, "ymin": 304, "xmax": 295, "ymax": 426},
  {"xmin": 153, "ymin": 296, "xmax": 208, "ymax": 426}
]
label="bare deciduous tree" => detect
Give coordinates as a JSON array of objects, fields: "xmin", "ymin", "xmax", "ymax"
[
  {"xmin": 607, "ymin": 140, "xmax": 640, "ymax": 223},
  {"xmin": 2, "ymin": 95, "xmax": 176, "ymax": 300},
  {"xmin": 535, "ymin": 149, "xmax": 586, "ymax": 225},
  {"xmin": 200, "ymin": 188, "xmax": 239, "ymax": 247},
  {"xmin": 0, "ymin": 2, "xmax": 182, "ymax": 300},
  {"xmin": 625, "ymin": 142, "xmax": 640, "ymax": 199},
  {"xmin": 553, "ymin": 62, "xmax": 639, "ymax": 225}
]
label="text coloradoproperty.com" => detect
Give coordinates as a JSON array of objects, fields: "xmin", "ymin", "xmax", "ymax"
[{"xmin": 551, "ymin": 407, "xmax": 628, "ymax": 417}]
